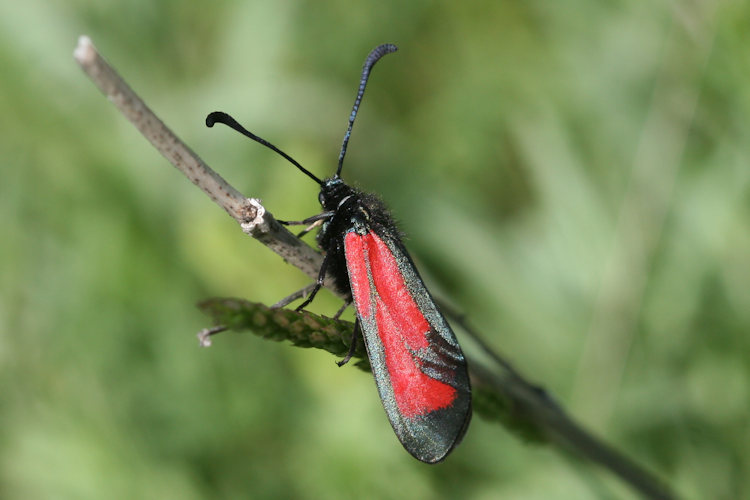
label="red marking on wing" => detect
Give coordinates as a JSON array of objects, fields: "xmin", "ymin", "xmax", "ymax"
[
  {"xmin": 344, "ymin": 233, "xmax": 372, "ymax": 319},
  {"xmin": 345, "ymin": 231, "xmax": 457, "ymax": 418}
]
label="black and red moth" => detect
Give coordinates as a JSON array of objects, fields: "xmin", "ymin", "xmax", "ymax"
[{"xmin": 206, "ymin": 44, "xmax": 471, "ymax": 463}]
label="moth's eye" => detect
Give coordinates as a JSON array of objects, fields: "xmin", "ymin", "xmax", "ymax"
[{"xmin": 318, "ymin": 192, "xmax": 325, "ymax": 205}]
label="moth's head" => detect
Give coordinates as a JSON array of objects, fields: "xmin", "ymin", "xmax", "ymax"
[{"xmin": 319, "ymin": 177, "xmax": 354, "ymax": 211}]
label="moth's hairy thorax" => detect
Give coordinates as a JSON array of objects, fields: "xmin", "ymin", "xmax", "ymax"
[{"xmin": 316, "ymin": 178, "xmax": 400, "ymax": 297}]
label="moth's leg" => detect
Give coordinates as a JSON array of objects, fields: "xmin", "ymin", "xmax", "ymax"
[
  {"xmin": 277, "ymin": 211, "xmax": 335, "ymax": 226},
  {"xmin": 336, "ymin": 319, "xmax": 360, "ymax": 367},
  {"xmin": 278, "ymin": 211, "xmax": 335, "ymax": 238},
  {"xmin": 294, "ymin": 253, "xmax": 330, "ymax": 312},
  {"xmin": 295, "ymin": 218, "xmax": 326, "ymax": 238},
  {"xmin": 271, "ymin": 283, "xmax": 318, "ymax": 309},
  {"xmin": 332, "ymin": 300, "xmax": 351, "ymax": 320}
]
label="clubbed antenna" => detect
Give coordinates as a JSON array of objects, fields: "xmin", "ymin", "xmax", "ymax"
[
  {"xmin": 206, "ymin": 111, "xmax": 323, "ymax": 185},
  {"xmin": 336, "ymin": 44, "xmax": 398, "ymax": 177}
]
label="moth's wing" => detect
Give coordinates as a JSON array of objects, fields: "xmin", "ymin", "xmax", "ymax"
[{"xmin": 344, "ymin": 230, "xmax": 472, "ymax": 463}]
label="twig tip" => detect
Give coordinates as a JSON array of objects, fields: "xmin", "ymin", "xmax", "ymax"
[
  {"xmin": 74, "ymin": 35, "xmax": 95, "ymax": 64},
  {"xmin": 197, "ymin": 329, "xmax": 214, "ymax": 347}
]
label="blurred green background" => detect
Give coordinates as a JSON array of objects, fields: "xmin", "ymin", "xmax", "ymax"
[{"xmin": 2, "ymin": 1, "xmax": 748, "ymax": 498}]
